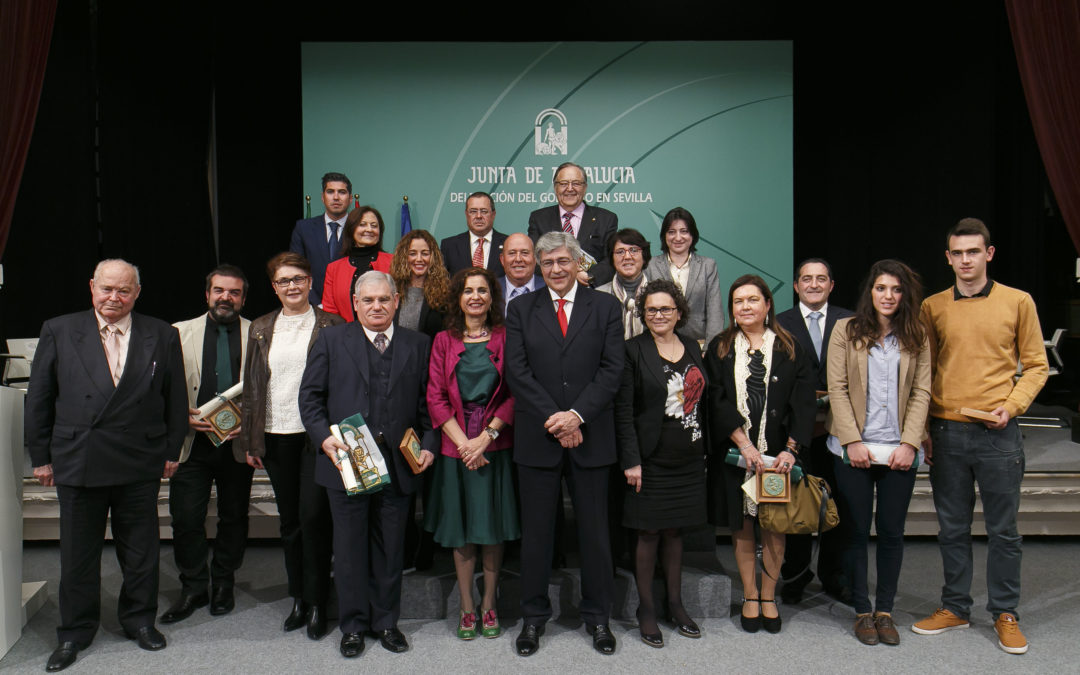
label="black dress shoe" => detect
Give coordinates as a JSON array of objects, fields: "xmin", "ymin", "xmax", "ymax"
[
  {"xmin": 740, "ymin": 599, "xmax": 762, "ymax": 633},
  {"xmin": 761, "ymin": 600, "xmax": 782, "ymax": 634},
  {"xmin": 160, "ymin": 592, "xmax": 209, "ymax": 624},
  {"xmin": 210, "ymin": 586, "xmax": 235, "ymax": 616},
  {"xmin": 283, "ymin": 599, "xmax": 308, "ymax": 632},
  {"xmin": 668, "ymin": 615, "xmax": 701, "ymax": 638},
  {"xmin": 636, "ymin": 608, "xmax": 663, "ymax": 648},
  {"xmin": 377, "ymin": 628, "xmax": 408, "ymax": 653},
  {"xmin": 46, "ymin": 642, "xmax": 84, "ymax": 672},
  {"xmin": 515, "ymin": 623, "xmax": 544, "ymax": 656},
  {"xmin": 306, "ymin": 605, "xmax": 328, "ymax": 640},
  {"xmin": 586, "ymin": 623, "xmax": 616, "ymax": 655},
  {"xmin": 340, "ymin": 632, "xmax": 365, "ymax": 658},
  {"xmin": 124, "ymin": 626, "xmax": 167, "ymax": 651}
]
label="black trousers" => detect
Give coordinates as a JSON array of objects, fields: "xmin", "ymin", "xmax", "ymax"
[
  {"xmin": 262, "ymin": 433, "xmax": 332, "ymax": 604},
  {"xmin": 326, "ymin": 482, "xmax": 410, "ymax": 634},
  {"xmin": 56, "ymin": 480, "xmax": 161, "ymax": 645},
  {"xmin": 168, "ymin": 436, "xmax": 254, "ymax": 594},
  {"xmin": 781, "ymin": 434, "xmax": 851, "ymax": 588},
  {"xmin": 518, "ymin": 459, "xmax": 614, "ymax": 626}
]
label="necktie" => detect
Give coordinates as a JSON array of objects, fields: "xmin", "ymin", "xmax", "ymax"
[
  {"xmin": 472, "ymin": 237, "xmax": 486, "ymax": 267},
  {"xmin": 808, "ymin": 311, "xmax": 823, "ymax": 359},
  {"xmin": 328, "ymin": 221, "xmax": 340, "ymax": 259},
  {"xmin": 102, "ymin": 324, "xmax": 122, "ymax": 385},
  {"xmin": 561, "ymin": 211, "xmax": 574, "ymax": 235},
  {"xmin": 216, "ymin": 323, "xmax": 232, "ymax": 393},
  {"xmin": 374, "ymin": 332, "xmax": 388, "ymax": 354},
  {"xmin": 556, "ymin": 299, "xmax": 568, "ymax": 337},
  {"xmin": 509, "ymin": 285, "xmax": 524, "ymax": 301}
]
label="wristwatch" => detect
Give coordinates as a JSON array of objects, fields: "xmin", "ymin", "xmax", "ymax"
[{"xmin": 484, "ymin": 426, "xmax": 500, "ymax": 441}]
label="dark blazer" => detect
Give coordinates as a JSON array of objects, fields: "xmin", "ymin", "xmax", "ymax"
[
  {"xmin": 290, "ymin": 214, "xmax": 344, "ymax": 305},
  {"xmin": 505, "ymin": 284, "xmax": 625, "ymax": 468},
  {"xmin": 703, "ymin": 335, "xmax": 816, "ymax": 530},
  {"xmin": 25, "ymin": 310, "xmax": 188, "ymax": 486},
  {"xmin": 614, "ymin": 332, "xmax": 707, "ymax": 470},
  {"xmin": 776, "ymin": 304, "xmax": 853, "ymax": 391},
  {"xmin": 527, "ymin": 204, "xmax": 618, "ymax": 286},
  {"xmin": 298, "ymin": 322, "xmax": 439, "ymax": 495},
  {"xmin": 440, "ymin": 230, "xmax": 508, "ymax": 277}
]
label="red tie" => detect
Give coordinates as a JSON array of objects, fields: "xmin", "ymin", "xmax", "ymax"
[
  {"xmin": 472, "ymin": 237, "xmax": 485, "ymax": 267},
  {"xmin": 556, "ymin": 299, "xmax": 568, "ymax": 337},
  {"xmin": 561, "ymin": 211, "xmax": 574, "ymax": 234}
]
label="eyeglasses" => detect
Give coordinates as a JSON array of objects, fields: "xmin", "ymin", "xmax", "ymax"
[
  {"xmin": 467, "ymin": 209, "xmax": 492, "ymax": 216},
  {"xmin": 644, "ymin": 306, "xmax": 677, "ymax": 317},
  {"xmin": 554, "ymin": 180, "xmax": 586, "ymax": 189},
  {"xmin": 539, "ymin": 258, "xmax": 575, "ymax": 270},
  {"xmin": 273, "ymin": 275, "xmax": 310, "ymax": 288},
  {"xmin": 613, "ymin": 246, "xmax": 641, "ymax": 258}
]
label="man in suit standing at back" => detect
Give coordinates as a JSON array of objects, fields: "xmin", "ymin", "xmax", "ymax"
[
  {"xmin": 440, "ymin": 191, "xmax": 508, "ymax": 277},
  {"xmin": 290, "ymin": 171, "xmax": 352, "ymax": 305},
  {"xmin": 26, "ymin": 259, "xmax": 188, "ymax": 672},
  {"xmin": 498, "ymin": 232, "xmax": 543, "ymax": 313},
  {"xmin": 506, "ymin": 231, "xmax": 625, "ymax": 657},
  {"xmin": 775, "ymin": 257, "xmax": 854, "ymax": 605},
  {"xmin": 527, "ymin": 162, "xmax": 617, "ymax": 287}
]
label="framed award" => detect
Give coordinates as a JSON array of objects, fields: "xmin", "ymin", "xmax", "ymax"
[
  {"xmin": 757, "ymin": 467, "xmax": 791, "ymax": 503},
  {"xmin": 399, "ymin": 427, "xmax": 424, "ymax": 474}
]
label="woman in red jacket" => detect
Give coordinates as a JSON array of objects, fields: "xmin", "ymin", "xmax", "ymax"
[{"xmin": 321, "ymin": 205, "xmax": 392, "ymax": 321}]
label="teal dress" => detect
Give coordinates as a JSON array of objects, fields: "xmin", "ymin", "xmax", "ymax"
[{"xmin": 424, "ymin": 341, "xmax": 520, "ymax": 548}]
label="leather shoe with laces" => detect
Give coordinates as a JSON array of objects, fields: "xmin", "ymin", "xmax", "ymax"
[
  {"xmin": 377, "ymin": 628, "xmax": 409, "ymax": 653},
  {"xmin": 516, "ymin": 623, "xmax": 544, "ymax": 656},
  {"xmin": 306, "ymin": 605, "xmax": 328, "ymax": 640},
  {"xmin": 340, "ymin": 632, "xmax": 365, "ymax": 658},
  {"xmin": 159, "ymin": 592, "xmax": 208, "ymax": 624},
  {"xmin": 124, "ymin": 625, "xmax": 167, "ymax": 651},
  {"xmin": 875, "ymin": 612, "xmax": 900, "ymax": 645},
  {"xmin": 586, "ymin": 623, "xmax": 616, "ymax": 655},
  {"xmin": 46, "ymin": 641, "xmax": 86, "ymax": 672},
  {"xmin": 210, "ymin": 586, "xmax": 234, "ymax": 616}
]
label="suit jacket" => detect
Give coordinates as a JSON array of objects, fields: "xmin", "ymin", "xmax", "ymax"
[
  {"xmin": 826, "ymin": 318, "xmax": 932, "ymax": 450},
  {"xmin": 427, "ymin": 327, "xmax": 515, "ymax": 458},
  {"xmin": 299, "ymin": 322, "xmax": 439, "ymax": 495},
  {"xmin": 505, "ymin": 284, "xmax": 625, "ymax": 468},
  {"xmin": 321, "ymin": 252, "xmax": 393, "ymax": 321},
  {"xmin": 499, "ymin": 274, "xmax": 543, "ymax": 314},
  {"xmin": 235, "ymin": 307, "xmax": 344, "ymax": 460},
  {"xmin": 25, "ymin": 310, "xmax": 188, "ymax": 487},
  {"xmin": 290, "ymin": 214, "xmax": 344, "ymax": 305},
  {"xmin": 527, "ymin": 204, "xmax": 618, "ymax": 286},
  {"xmin": 173, "ymin": 313, "xmax": 251, "ymax": 462},
  {"xmin": 614, "ymin": 332, "xmax": 707, "ymax": 470},
  {"xmin": 440, "ymin": 230, "xmax": 508, "ymax": 277},
  {"xmin": 645, "ymin": 254, "xmax": 725, "ymax": 344},
  {"xmin": 776, "ymin": 304, "xmax": 854, "ymax": 391}
]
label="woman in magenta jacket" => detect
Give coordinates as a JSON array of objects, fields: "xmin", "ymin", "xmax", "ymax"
[{"xmin": 425, "ymin": 267, "xmax": 519, "ymax": 641}]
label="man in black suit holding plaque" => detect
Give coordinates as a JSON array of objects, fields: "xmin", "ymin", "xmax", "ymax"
[
  {"xmin": 506, "ymin": 231, "xmax": 625, "ymax": 657},
  {"xmin": 25, "ymin": 259, "xmax": 188, "ymax": 672},
  {"xmin": 299, "ymin": 270, "xmax": 437, "ymax": 658},
  {"xmin": 775, "ymin": 258, "xmax": 854, "ymax": 605}
]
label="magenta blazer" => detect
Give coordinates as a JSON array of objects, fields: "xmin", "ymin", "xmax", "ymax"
[{"xmin": 427, "ymin": 326, "xmax": 515, "ymax": 458}]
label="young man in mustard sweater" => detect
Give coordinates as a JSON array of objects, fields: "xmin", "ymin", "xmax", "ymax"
[{"xmin": 913, "ymin": 218, "xmax": 1048, "ymax": 655}]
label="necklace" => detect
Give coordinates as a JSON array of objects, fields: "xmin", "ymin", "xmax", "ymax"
[
  {"xmin": 464, "ymin": 327, "xmax": 490, "ymax": 340},
  {"xmin": 654, "ymin": 336, "xmax": 679, "ymax": 361}
]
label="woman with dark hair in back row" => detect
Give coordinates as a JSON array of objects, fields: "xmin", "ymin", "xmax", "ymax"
[{"xmin": 322, "ymin": 206, "xmax": 393, "ymax": 322}]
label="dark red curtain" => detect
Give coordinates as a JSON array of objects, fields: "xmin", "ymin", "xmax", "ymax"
[
  {"xmin": 1006, "ymin": 0, "xmax": 1080, "ymax": 253},
  {"xmin": 0, "ymin": 0, "xmax": 57, "ymax": 259}
]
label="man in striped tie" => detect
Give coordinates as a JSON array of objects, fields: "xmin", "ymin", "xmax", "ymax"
[{"xmin": 439, "ymin": 191, "xmax": 508, "ymax": 277}]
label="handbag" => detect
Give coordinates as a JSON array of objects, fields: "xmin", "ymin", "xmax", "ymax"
[{"xmin": 758, "ymin": 473, "xmax": 839, "ymax": 535}]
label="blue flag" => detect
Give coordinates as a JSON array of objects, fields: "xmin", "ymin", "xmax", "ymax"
[{"xmin": 400, "ymin": 201, "xmax": 412, "ymax": 237}]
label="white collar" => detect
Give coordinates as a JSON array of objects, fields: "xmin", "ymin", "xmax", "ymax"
[
  {"xmin": 800, "ymin": 301, "xmax": 829, "ymax": 318},
  {"xmin": 547, "ymin": 280, "xmax": 579, "ymax": 304},
  {"xmin": 361, "ymin": 323, "xmax": 395, "ymax": 345}
]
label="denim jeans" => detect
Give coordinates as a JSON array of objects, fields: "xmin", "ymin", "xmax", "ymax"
[{"xmin": 929, "ymin": 418, "xmax": 1024, "ymax": 620}]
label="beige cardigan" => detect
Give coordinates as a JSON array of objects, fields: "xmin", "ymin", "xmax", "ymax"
[{"xmin": 825, "ymin": 317, "xmax": 931, "ymax": 449}]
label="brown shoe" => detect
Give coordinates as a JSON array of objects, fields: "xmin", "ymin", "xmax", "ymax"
[
  {"xmin": 854, "ymin": 613, "xmax": 879, "ymax": 645},
  {"xmin": 874, "ymin": 612, "xmax": 900, "ymax": 645},
  {"xmin": 911, "ymin": 607, "xmax": 970, "ymax": 635},
  {"xmin": 994, "ymin": 613, "xmax": 1028, "ymax": 654}
]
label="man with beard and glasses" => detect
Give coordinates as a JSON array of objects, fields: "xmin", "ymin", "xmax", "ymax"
[{"xmin": 160, "ymin": 265, "xmax": 254, "ymax": 624}]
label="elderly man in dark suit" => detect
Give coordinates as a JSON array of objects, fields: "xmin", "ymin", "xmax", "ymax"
[
  {"xmin": 299, "ymin": 270, "xmax": 437, "ymax": 659},
  {"xmin": 506, "ymin": 231, "xmax": 625, "ymax": 657},
  {"xmin": 289, "ymin": 171, "xmax": 352, "ymax": 304},
  {"xmin": 527, "ymin": 162, "xmax": 617, "ymax": 287},
  {"xmin": 440, "ymin": 191, "xmax": 508, "ymax": 277},
  {"xmin": 26, "ymin": 259, "xmax": 188, "ymax": 672},
  {"xmin": 775, "ymin": 257, "xmax": 854, "ymax": 605}
]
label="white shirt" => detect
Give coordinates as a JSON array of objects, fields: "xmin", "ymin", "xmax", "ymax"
[
  {"xmin": 362, "ymin": 323, "xmax": 396, "ymax": 347},
  {"xmin": 266, "ymin": 307, "xmax": 316, "ymax": 434},
  {"xmin": 324, "ymin": 213, "xmax": 347, "ymax": 243},
  {"xmin": 799, "ymin": 301, "xmax": 830, "ymax": 333},
  {"xmin": 468, "ymin": 230, "xmax": 492, "ymax": 269},
  {"xmin": 668, "ymin": 254, "xmax": 692, "ymax": 293},
  {"xmin": 557, "ymin": 203, "xmax": 586, "ymax": 238},
  {"xmin": 547, "ymin": 281, "xmax": 579, "ymax": 323}
]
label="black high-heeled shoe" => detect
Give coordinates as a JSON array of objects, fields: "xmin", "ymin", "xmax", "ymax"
[
  {"xmin": 636, "ymin": 607, "xmax": 664, "ymax": 648},
  {"xmin": 761, "ymin": 599, "xmax": 782, "ymax": 634},
  {"xmin": 740, "ymin": 598, "xmax": 762, "ymax": 633},
  {"xmin": 667, "ymin": 604, "xmax": 701, "ymax": 638}
]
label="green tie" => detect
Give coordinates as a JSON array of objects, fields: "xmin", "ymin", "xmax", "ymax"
[{"xmin": 216, "ymin": 323, "xmax": 232, "ymax": 393}]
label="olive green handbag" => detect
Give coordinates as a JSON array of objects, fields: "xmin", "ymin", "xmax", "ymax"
[{"xmin": 759, "ymin": 473, "xmax": 839, "ymax": 535}]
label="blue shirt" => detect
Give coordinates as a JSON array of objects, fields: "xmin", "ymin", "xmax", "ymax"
[{"xmin": 828, "ymin": 333, "xmax": 902, "ymax": 456}]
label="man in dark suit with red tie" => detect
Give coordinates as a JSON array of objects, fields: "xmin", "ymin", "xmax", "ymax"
[
  {"xmin": 440, "ymin": 191, "xmax": 508, "ymax": 277},
  {"xmin": 26, "ymin": 259, "xmax": 188, "ymax": 672},
  {"xmin": 506, "ymin": 231, "xmax": 625, "ymax": 657},
  {"xmin": 527, "ymin": 162, "xmax": 617, "ymax": 287},
  {"xmin": 289, "ymin": 171, "xmax": 352, "ymax": 304},
  {"xmin": 775, "ymin": 257, "xmax": 854, "ymax": 605}
]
